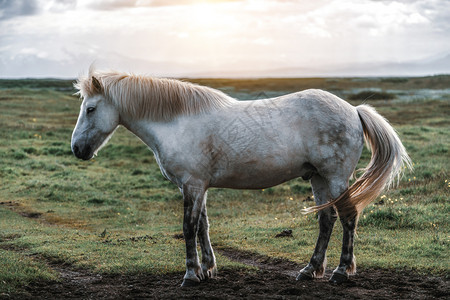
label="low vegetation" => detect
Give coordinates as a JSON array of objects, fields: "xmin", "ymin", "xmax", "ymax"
[
  {"xmin": 348, "ymin": 90, "xmax": 395, "ymax": 101},
  {"xmin": 0, "ymin": 77, "xmax": 448, "ymax": 294}
]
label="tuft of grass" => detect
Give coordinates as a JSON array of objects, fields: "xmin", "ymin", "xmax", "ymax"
[{"xmin": 360, "ymin": 206, "xmax": 431, "ymax": 229}]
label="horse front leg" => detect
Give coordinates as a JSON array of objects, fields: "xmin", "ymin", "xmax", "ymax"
[
  {"xmin": 181, "ymin": 184, "xmax": 206, "ymax": 287},
  {"xmin": 197, "ymin": 202, "xmax": 217, "ymax": 279},
  {"xmin": 329, "ymin": 216, "xmax": 357, "ymax": 284}
]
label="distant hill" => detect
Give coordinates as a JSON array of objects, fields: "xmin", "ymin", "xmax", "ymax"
[
  {"xmin": 1, "ymin": 50, "xmax": 449, "ymax": 78},
  {"xmin": 191, "ymin": 53, "xmax": 450, "ymax": 78}
]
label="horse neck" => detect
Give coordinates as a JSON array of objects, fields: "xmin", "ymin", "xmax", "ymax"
[{"xmin": 119, "ymin": 114, "xmax": 162, "ymax": 153}]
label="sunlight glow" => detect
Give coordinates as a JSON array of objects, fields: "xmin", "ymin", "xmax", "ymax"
[{"xmin": 0, "ymin": 0, "xmax": 448, "ymax": 77}]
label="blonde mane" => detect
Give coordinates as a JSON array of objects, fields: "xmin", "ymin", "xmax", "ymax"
[{"xmin": 75, "ymin": 70, "xmax": 235, "ymax": 121}]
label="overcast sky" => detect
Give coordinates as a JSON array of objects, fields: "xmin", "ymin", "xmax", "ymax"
[{"xmin": 0, "ymin": 0, "xmax": 449, "ymax": 78}]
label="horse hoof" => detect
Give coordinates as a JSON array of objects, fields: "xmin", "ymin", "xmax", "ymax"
[
  {"xmin": 329, "ymin": 272, "xmax": 348, "ymax": 284},
  {"xmin": 296, "ymin": 272, "xmax": 314, "ymax": 281},
  {"xmin": 202, "ymin": 267, "xmax": 217, "ymax": 280},
  {"xmin": 181, "ymin": 279, "xmax": 200, "ymax": 287}
]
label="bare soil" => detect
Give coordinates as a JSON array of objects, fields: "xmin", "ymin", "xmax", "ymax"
[{"xmin": 5, "ymin": 247, "xmax": 449, "ymax": 299}]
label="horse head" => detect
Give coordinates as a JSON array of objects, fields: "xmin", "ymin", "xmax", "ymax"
[{"xmin": 71, "ymin": 76, "xmax": 119, "ymax": 160}]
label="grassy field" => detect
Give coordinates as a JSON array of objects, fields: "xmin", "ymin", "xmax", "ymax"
[{"xmin": 0, "ymin": 76, "xmax": 449, "ymax": 295}]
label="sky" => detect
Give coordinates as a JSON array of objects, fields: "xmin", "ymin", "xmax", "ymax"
[{"xmin": 0, "ymin": 0, "xmax": 449, "ymax": 78}]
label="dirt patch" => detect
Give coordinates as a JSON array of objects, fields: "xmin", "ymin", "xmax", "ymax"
[
  {"xmin": 274, "ymin": 229, "xmax": 294, "ymax": 238},
  {"xmin": 0, "ymin": 201, "xmax": 16, "ymax": 205},
  {"xmin": 5, "ymin": 247, "xmax": 448, "ymax": 299},
  {"xmin": 1, "ymin": 201, "xmax": 88, "ymax": 230},
  {"xmin": 173, "ymin": 233, "xmax": 184, "ymax": 240},
  {"xmin": 218, "ymin": 247, "xmax": 301, "ymax": 277},
  {"xmin": 101, "ymin": 234, "xmax": 154, "ymax": 245},
  {"xmin": 19, "ymin": 212, "xmax": 42, "ymax": 219},
  {"xmin": 12, "ymin": 266, "xmax": 449, "ymax": 299}
]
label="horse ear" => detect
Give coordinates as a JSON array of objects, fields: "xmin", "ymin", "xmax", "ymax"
[{"xmin": 91, "ymin": 76, "xmax": 103, "ymax": 94}]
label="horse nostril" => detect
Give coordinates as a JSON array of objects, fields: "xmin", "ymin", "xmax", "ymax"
[{"xmin": 73, "ymin": 145, "xmax": 80, "ymax": 156}]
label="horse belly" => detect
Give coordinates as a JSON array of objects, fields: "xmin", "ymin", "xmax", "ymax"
[{"xmin": 209, "ymin": 157, "xmax": 307, "ymax": 189}]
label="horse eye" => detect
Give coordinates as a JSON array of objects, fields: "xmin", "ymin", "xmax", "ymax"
[{"xmin": 86, "ymin": 107, "xmax": 96, "ymax": 114}]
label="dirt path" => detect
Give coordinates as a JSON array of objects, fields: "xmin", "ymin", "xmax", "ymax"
[{"xmin": 4, "ymin": 247, "xmax": 448, "ymax": 299}]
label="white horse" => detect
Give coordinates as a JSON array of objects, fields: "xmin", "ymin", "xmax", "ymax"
[{"xmin": 71, "ymin": 70, "xmax": 411, "ymax": 286}]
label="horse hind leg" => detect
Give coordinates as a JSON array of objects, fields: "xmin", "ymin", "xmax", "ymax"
[
  {"xmin": 329, "ymin": 215, "xmax": 357, "ymax": 284},
  {"xmin": 326, "ymin": 175, "xmax": 358, "ymax": 284},
  {"xmin": 297, "ymin": 174, "xmax": 338, "ymax": 280}
]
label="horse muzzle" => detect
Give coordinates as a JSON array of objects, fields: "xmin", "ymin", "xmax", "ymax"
[{"xmin": 72, "ymin": 143, "xmax": 93, "ymax": 160}]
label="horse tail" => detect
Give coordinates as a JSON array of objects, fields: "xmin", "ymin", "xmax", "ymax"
[{"xmin": 303, "ymin": 104, "xmax": 412, "ymax": 219}]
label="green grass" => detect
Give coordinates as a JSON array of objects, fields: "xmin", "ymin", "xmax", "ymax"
[
  {"xmin": 0, "ymin": 248, "xmax": 58, "ymax": 294},
  {"xmin": 0, "ymin": 78, "xmax": 449, "ymax": 294}
]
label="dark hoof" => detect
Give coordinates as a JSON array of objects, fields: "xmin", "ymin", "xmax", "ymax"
[
  {"xmin": 329, "ymin": 272, "xmax": 348, "ymax": 284},
  {"xmin": 181, "ymin": 279, "xmax": 200, "ymax": 287},
  {"xmin": 296, "ymin": 272, "xmax": 314, "ymax": 281}
]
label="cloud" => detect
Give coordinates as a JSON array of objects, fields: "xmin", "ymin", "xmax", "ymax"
[
  {"xmin": 0, "ymin": 0, "xmax": 40, "ymax": 20},
  {"xmin": 44, "ymin": 0, "xmax": 77, "ymax": 12},
  {"xmin": 78, "ymin": 0, "xmax": 241, "ymax": 10},
  {"xmin": 0, "ymin": 0, "xmax": 241, "ymax": 20},
  {"xmin": 0, "ymin": 0, "xmax": 79, "ymax": 21}
]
